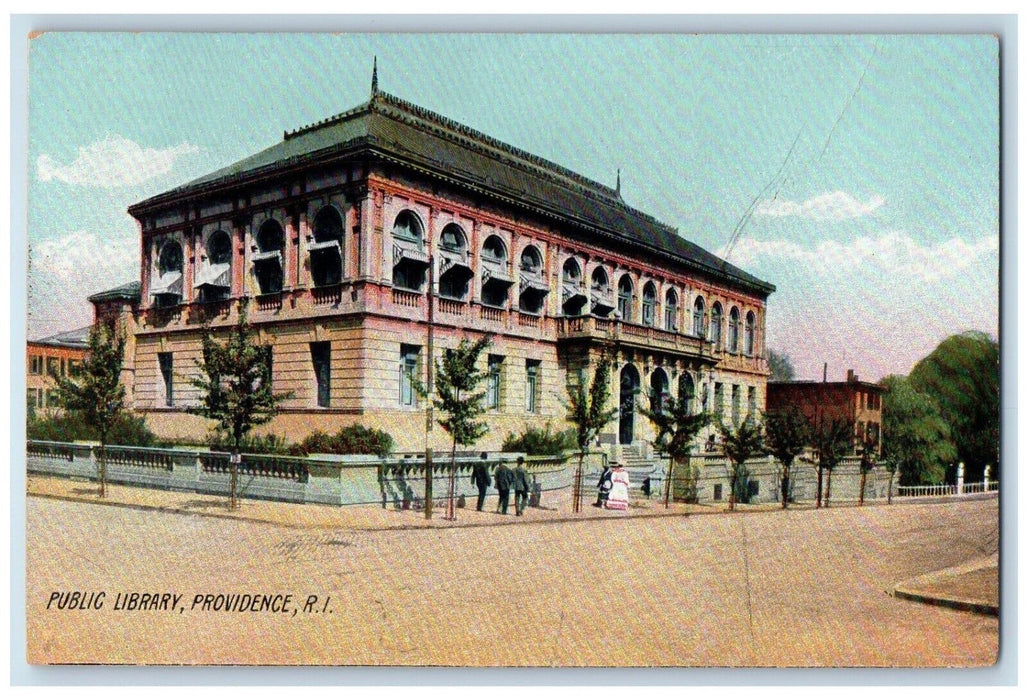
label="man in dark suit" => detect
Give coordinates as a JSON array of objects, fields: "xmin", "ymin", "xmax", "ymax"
[
  {"xmin": 513, "ymin": 456, "xmax": 531, "ymax": 516},
  {"xmin": 494, "ymin": 460, "xmax": 513, "ymax": 514},
  {"xmin": 471, "ymin": 452, "xmax": 492, "ymax": 511}
]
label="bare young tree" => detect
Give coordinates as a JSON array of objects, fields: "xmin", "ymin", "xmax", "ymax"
[
  {"xmin": 52, "ymin": 324, "xmax": 126, "ymax": 499},
  {"xmin": 640, "ymin": 391, "xmax": 709, "ymax": 508},
  {"xmin": 718, "ymin": 417, "xmax": 766, "ymax": 511},
  {"xmin": 764, "ymin": 407, "xmax": 809, "ymax": 509},
  {"xmin": 188, "ymin": 301, "xmax": 290, "ymax": 509},
  {"xmin": 565, "ymin": 351, "xmax": 619, "ymax": 513}
]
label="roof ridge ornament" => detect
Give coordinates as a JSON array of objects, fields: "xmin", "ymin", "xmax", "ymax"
[
  {"xmin": 616, "ymin": 168, "xmax": 622, "ymax": 199},
  {"xmin": 371, "ymin": 56, "xmax": 378, "ymax": 97}
]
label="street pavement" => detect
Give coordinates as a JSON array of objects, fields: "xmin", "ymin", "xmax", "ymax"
[{"xmin": 25, "ymin": 474, "xmax": 999, "ymax": 666}]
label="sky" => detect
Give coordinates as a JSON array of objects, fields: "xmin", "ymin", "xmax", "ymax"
[{"xmin": 24, "ymin": 32, "xmax": 1000, "ymax": 382}]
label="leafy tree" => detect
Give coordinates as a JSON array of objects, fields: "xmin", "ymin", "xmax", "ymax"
[
  {"xmin": 763, "ymin": 407, "xmax": 809, "ymax": 509},
  {"xmin": 908, "ymin": 332, "xmax": 999, "ymax": 483},
  {"xmin": 718, "ymin": 417, "xmax": 765, "ymax": 511},
  {"xmin": 188, "ymin": 302, "xmax": 291, "ymax": 509},
  {"xmin": 566, "ymin": 351, "xmax": 619, "ymax": 513},
  {"xmin": 880, "ymin": 374, "xmax": 956, "ymax": 486},
  {"xmin": 768, "ymin": 349, "xmax": 796, "ymax": 382},
  {"xmin": 51, "ymin": 325, "xmax": 126, "ymax": 498},
  {"xmin": 640, "ymin": 391, "xmax": 709, "ymax": 508},
  {"xmin": 810, "ymin": 416, "xmax": 854, "ymax": 508},
  {"xmin": 857, "ymin": 437, "xmax": 877, "ymax": 506},
  {"xmin": 431, "ymin": 335, "xmax": 492, "ymax": 519}
]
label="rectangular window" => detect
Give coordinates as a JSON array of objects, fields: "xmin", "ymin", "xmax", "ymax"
[
  {"xmin": 260, "ymin": 346, "xmax": 273, "ymax": 392},
  {"xmin": 29, "ymin": 355, "xmax": 43, "ymax": 375},
  {"xmin": 46, "ymin": 389, "xmax": 59, "ymax": 408},
  {"xmin": 26, "ymin": 389, "xmax": 36, "ymax": 412},
  {"xmin": 311, "ymin": 342, "xmax": 331, "ymax": 408},
  {"xmin": 486, "ymin": 355, "xmax": 503, "ymax": 410},
  {"xmin": 68, "ymin": 359, "xmax": 81, "ymax": 377},
  {"xmin": 525, "ymin": 359, "xmax": 541, "ymax": 413},
  {"xmin": 60, "ymin": 358, "xmax": 66, "ymax": 377},
  {"xmin": 399, "ymin": 344, "xmax": 420, "ymax": 407},
  {"xmin": 36, "ymin": 388, "xmax": 44, "ymax": 408},
  {"xmin": 748, "ymin": 480, "xmax": 760, "ymax": 499},
  {"xmin": 713, "ymin": 484, "xmax": 723, "ymax": 501},
  {"xmin": 714, "ymin": 383, "xmax": 724, "ymax": 419},
  {"xmin": 731, "ymin": 385, "xmax": 741, "ymax": 426},
  {"xmin": 158, "ymin": 352, "xmax": 174, "ymax": 407},
  {"xmin": 46, "ymin": 356, "xmax": 60, "ymax": 377},
  {"xmin": 748, "ymin": 386, "xmax": 757, "ymax": 420}
]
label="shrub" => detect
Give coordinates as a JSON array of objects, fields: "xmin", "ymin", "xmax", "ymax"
[
  {"xmin": 290, "ymin": 424, "xmax": 395, "ymax": 458},
  {"xmin": 208, "ymin": 432, "xmax": 293, "ymax": 455},
  {"xmin": 28, "ymin": 411, "xmax": 164, "ymax": 447},
  {"xmin": 501, "ymin": 422, "xmax": 576, "ymax": 456}
]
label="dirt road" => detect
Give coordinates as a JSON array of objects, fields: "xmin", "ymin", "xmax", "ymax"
[{"xmin": 26, "ymin": 495, "xmax": 998, "ymax": 666}]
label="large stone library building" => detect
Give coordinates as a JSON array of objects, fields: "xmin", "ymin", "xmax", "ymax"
[{"xmin": 100, "ymin": 79, "xmax": 775, "ymax": 452}]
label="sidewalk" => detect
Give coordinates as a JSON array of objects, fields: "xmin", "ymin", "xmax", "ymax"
[
  {"xmin": 891, "ymin": 555, "xmax": 999, "ymax": 616},
  {"xmin": 26, "ymin": 473, "xmax": 725, "ymax": 531}
]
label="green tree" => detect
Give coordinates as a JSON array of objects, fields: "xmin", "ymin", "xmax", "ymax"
[
  {"xmin": 810, "ymin": 416, "xmax": 854, "ymax": 508},
  {"xmin": 431, "ymin": 335, "xmax": 492, "ymax": 519},
  {"xmin": 51, "ymin": 324, "xmax": 126, "ymax": 499},
  {"xmin": 640, "ymin": 390, "xmax": 709, "ymax": 508},
  {"xmin": 718, "ymin": 417, "xmax": 765, "ymax": 511},
  {"xmin": 908, "ymin": 332, "xmax": 999, "ymax": 483},
  {"xmin": 565, "ymin": 352, "xmax": 619, "ymax": 513},
  {"xmin": 768, "ymin": 349, "xmax": 796, "ymax": 382},
  {"xmin": 880, "ymin": 374, "xmax": 956, "ymax": 486},
  {"xmin": 188, "ymin": 302, "xmax": 290, "ymax": 509},
  {"xmin": 763, "ymin": 407, "xmax": 809, "ymax": 509}
]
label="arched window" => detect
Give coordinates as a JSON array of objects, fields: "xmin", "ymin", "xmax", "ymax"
[
  {"xmin": 151, "ymin": 239, "xmax": 184, "ymax": 307},
  {"xmin": 692, "ymin": 296, "xmax": 705, "ymax": 337},
  {"xmin": 745, "ymin": 311, "xmax": 756, "ymax": 356},
  {"xmin": 253, "ymin": 219, "xmax": 285, "ymax": 295},
  {"xmin": 438, "ymin": 223, "xmax": 472, "ymax": 301},
  {"xmin": 650, "ymin": 367, "xmax": 669, "ymax": 414},
  {"xmin": 518, "ymin": 245, "xmax": 547, "ymax": 314},
  {"xmin": 195, "ymin": 230, "xmax": 232, "ymax": 303},
  {"xmin": 728, "ymin": 307, "xmax": 740, "ymax": 353},
  {"xmin": 310, "ymin": 206, "xmax": 344, "ymax": 287},
  {"xmin": 480, "ymin": 235, "xmax": 512, "ymax": 308},
  {"xmin": 664, "ymin": 289, "xmax": 679, "ymax": 331},
  {"xmin": 590, "ymin": 267, "xmax": 615, "ymax": 316},
  {"xmin": 641, "ymin": 282, "xmax": 657, "ymax": 327},
  {"xmin": 562, "ymin": 258, "xmax": 587, "ymax": 316},
  {"xmin": 392, "ymin": 210, "xmax": 429, "ymax": 291},
  {"xmin": 678, "ymin": 373, "xmax": 696, "ymax": 414},
  {"xmin": 617, "ymin": 275, "xmax": 633, "ymax": 322},
  {"xmin": 709, "ymin": 302, "xmax": 723, "ymax": 348}
]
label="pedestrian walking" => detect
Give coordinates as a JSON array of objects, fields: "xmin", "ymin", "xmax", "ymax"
[
  {"xmin": 606, "ymin": 462, "xmax": 630, "ymax": 511},
  {"xmin": 494, "ymin": 460, "xmax": 513, "ymax": 514},
  {"xmin": 471, "ymin": 452, "xmax": 492, "ymax": 511},
  {"xmin": 594, "ymin": 463, "xmax": 613, "ymax": 508},
  {"xmin": 513, "ymin": 456, "xmax": 530, "ymax": 516}
]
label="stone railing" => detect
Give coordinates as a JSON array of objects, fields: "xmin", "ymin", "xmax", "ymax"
[
  {"xmin": 311, "ymin": 284, "xmax": 343, "ymax": 306},
  {"xmin": 391, "ymin": 288, "xmax": 421, "ymax": 308},
  {"xmin": 102, "ymin": 445, "xmax": 174, "ymax": 471},
  {"xmin": 199, "ymin": 452, "xmax": 309, "ymax": 482}
]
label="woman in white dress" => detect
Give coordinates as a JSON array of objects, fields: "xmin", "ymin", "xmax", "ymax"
[{"xmin": 606, "ymin": 463, "xmax": 630, "ymax": 511}]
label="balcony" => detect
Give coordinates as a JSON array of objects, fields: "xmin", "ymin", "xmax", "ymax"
[{"xmin": 557, "ymin": 316, "xmax": 714, "ymax": 359}]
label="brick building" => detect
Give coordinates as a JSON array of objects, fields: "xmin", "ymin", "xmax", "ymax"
[
  {"xmin": 97, "ymin": 78, "xmax": 775, "ymax": 452},
  {"xmin": 26, "ymin": 327, "xmax": 89, "ymax": 414},
  {"xmin": 766, "ymin": 369, "xmax": 884, "ymax": 456}
]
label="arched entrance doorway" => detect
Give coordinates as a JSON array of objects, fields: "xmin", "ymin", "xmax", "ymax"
[{"xmin": 619, "ymin": 364, "xmax": 640, "ymax": 445}]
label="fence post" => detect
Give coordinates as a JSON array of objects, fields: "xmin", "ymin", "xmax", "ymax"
[{"xmin": 956, "ymin": 461, "xmax": 964, "ymax": 495}]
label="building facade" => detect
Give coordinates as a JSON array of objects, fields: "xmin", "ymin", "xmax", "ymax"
[
  {"xmin": 26, "ymin": 327, "xmax": 89, "ymax": 414},
  {"xmin": 766, "ymin": 369, "xmax": 884, "ymax": 456},
  {"xmin": 111, "ymin": 82, "xmax": 775, "ymax": 452}
]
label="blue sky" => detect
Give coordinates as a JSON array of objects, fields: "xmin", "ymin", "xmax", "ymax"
[{"xmin": 26, "ymin": 32, "xmax": 999, "ymax": 381}]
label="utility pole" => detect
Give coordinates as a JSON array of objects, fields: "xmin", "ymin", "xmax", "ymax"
[{"xmin": 424, "ymin": 255, "xmax": 435, "ymax": 520}]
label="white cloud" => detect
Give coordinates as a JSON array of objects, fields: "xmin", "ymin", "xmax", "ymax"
[
  {"xmin": 28, "ymin": 229, "xmax": 139, "ymax": 338},
  {"xmin": 37, "ymin": 135, "xmax": 199, "ymax": 187},
  {"xmin": 755, "ymin": 191, "xmax": 885, "ymax": 220},
  {"xmin": 726, "ymin": 230, "xmax": 998, "ymax": 283}
]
